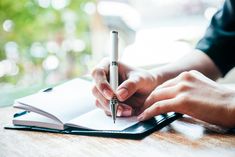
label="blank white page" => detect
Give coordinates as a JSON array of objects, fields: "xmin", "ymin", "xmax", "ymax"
[
  {"xmin": 15, "ymin": 78, "xmax": 96, "ymax": 123},
  {"xmin": 66, "ymin": 109, "xmax": 138, "ymax": 131}
]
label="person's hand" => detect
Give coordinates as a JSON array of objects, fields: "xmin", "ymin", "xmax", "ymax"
[
  {"xmin": 138, "ymin": 70, "xmax": 235, "ymax": 128},
  {"xmin": 91, "ymin": 58, "xmax": 159, "ymax": 117}
]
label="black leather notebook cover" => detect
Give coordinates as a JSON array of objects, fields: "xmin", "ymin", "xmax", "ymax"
[{"xmin": 4, "ymin": 111, "xmax": 182, "ymax": 139}]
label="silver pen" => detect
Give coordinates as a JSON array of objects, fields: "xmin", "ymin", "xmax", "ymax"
[{"xmin": 109, "ymin": 30, "xmax": 119, "ymax": 124}]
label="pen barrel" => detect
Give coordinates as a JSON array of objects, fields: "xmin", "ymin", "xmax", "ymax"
[
  {"xmin": 110, "ymin": 31, "xmax": 119, "ymax": 91},
  {"xmin": 110, "ymin": 31, "xmax": 118, "ymax": 62},
  {"xmin": 110, "ymin": 64, "xmax": 118, "ymax": 91}
]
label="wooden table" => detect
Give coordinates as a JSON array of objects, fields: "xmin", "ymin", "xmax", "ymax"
[{"xmin": 1, "ymin": 107, "xmax": 235, "ymax": 157}]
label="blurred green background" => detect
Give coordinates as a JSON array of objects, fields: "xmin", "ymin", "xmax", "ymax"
[
  {"xmin": 0, "ymin": 0, "xmax": 94, "ymax": 107},
  {"xmin": 0, "ymin": 0, "xmax": 226, "ymax": 107}
]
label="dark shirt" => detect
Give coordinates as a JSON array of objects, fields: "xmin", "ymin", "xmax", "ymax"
[{"xmin": 196, "ymin": 0, "xmax": 235, "ymax": 76}]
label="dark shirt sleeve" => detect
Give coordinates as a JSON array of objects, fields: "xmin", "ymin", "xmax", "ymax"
[{"xmin": 196, "ymin": 0, "xmax": 235, "ymax": 76}]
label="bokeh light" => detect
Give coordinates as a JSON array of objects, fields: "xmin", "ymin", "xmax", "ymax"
[
  {"xmin": 42, "ymin": 55, "xmax": 59, "ymax": 70},
  {"xmin": 2, "ymin": 19, "xmax": 14, "ymax": 32},
  {"xmin": 0, "ymin": 60, "xmax": 19, "ymax": 77},
  {"xmin": 4, "ymin": 41, "xmax": 19, "ymax": 61},
  {"xmin": 83, "ymin": 2, "xmax": 96, "ymax": 15},
  {"xmin": 30, "ymin": 42, "xmax": 47, "ymax": 58}
]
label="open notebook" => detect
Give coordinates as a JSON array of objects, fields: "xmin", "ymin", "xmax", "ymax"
[
  {"xmin": 6, "ymin": 78, "xmax": 182, "ymax": 139},
  {"xmin": 12, "ymin": 79, "xmax": 139, "ymax": 131}
]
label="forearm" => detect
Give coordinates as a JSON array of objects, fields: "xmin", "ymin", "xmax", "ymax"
[{"xmin": 150, "ymin": 49, "xmax": 222, "ymax": 85}]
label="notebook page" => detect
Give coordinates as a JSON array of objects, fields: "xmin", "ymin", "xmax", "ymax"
[
  {"xmin": 15, "ymin": 79, "xmax": 96, "ymax": 123},
  {"xmin": 13, "ymin": 112, "xmax": 64, "ymax": 130},
  {"xmin": 66, "ymin": 109, "xmax": 138, "ymax": 131}
]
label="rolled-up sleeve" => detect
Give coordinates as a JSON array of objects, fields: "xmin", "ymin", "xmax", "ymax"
[{"xmin": 196, "ymin": 0, "xmax": 235, "ymax": 76}]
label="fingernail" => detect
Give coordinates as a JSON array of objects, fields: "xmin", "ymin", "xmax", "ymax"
[
  {"xmin": 117, "ymin": 105, "xmax": 124, "ymax": 116},
  {"xmin": 117, "ymin": 109, "xmax": 122, "ymax": 117},
  {"xmin": 117, "ymin": 88, "xmax": 128, "ymax": 100},
  {"xmin": 103, "ymin": 89, "xmax": 112, "ymax": 99},
  {"xmin": 122, "ymin": 109, "xmax": 132, "ymax": 116},
  {"xmin": 137, "ymin": 113, "xmax": 144, "ymax": 121}
]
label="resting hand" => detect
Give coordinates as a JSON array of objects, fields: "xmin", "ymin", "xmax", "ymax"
[{"xmin": 138, "ymin": 70, "xmax": 235, "ymax": 128}]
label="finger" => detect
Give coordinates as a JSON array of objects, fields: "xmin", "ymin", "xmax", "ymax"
[
  {"xmin": 189, "ymin": 70, "xmax": 216, "ymax": 85},
  {"xmin": 95, "ymin": 99, "xmax": 110, "ymax": 113},
  {"xmin": 104, "ymin": 110, "xmax": 111, "ymax": 116},
  {"xmin": 157, "ymin": 71, "xmax": 191, "ymax": 89},
  {"xmin": 95, "ymin": 99, "xmax": 105, "ymax": 110},
  {"xmin": 99, "ymin": 102, "xmax": 133, "ymax": 117},
  {"xmin": 157, "ymin": 79, "xmax": 175, "ymax": 89},
  {"xmin": 92, "ymin": 86, "xmax": 110, "ymax": 111},
  {"xmin": 91, "ymin": 59, "xmax": 113, "ymax": 99},
  {"xmin": 93, "ymin": 88, "xmax": 133, "ymax": 118},
  {"xmin": 138, "ymin": 98, "xmax": 177, "ymax": 121},
  {"xmin": 93, "ymin": 85, "xmax": 133, "ymax": 117},
  {"xmin": 96, "ymin": 100, "xmax": 115, "ymax": 117},
  {"xmin": 189, "ymin": 70, "xmax": 204, "ymax": 77},
  {"xmin": 116, "ymin": 78, "xmax": 140, "ymax": 101},
  {"xmin": 118, "ymin": 103, "xmax": 133, "ymax": 117},
  {"xmin": 116, "ymin": 105, "xmax": 123, "ymax": 117},
  {"xmin": 140, "ymin": 85, "xmax": 178, "ymax": 113}
]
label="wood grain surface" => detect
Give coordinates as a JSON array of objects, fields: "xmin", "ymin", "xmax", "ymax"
[{"xmin": 1, "ymin": 107, "xmax": 235, "ymax": 157}]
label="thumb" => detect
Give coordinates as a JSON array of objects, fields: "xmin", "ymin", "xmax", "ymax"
[{"xmin": 116, "ymin": 78, "xmax": 140, "ymax": 101}]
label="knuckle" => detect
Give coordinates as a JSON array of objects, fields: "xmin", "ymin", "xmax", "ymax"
[
  {"xmin": 91, "ymin": 86, "xmax": 98, "ymax": 95},
  {"xmin": 177, "ymin": 93, "xmax": 190, "ymax": 104},
  {"xmin": 179, "ymin": 71, "xmax": 193, "ymax": 81},
  {"xmin": 189, "ymin": 70, "xmax": 197, "ymax": 74},
  {"xmin": 177, "ymin": 82, "xmax": 191, "ymax": 92},
  {"xmin": 98, "ymin": 82, "xmax": 108, "ymax": 91},
  {"xmin": 136, "ymin": 75, "xmax": 145, "ymax": 83},
  {"xmin": 126, "ymin": 80, "xmax": 137, "ymax": 90},
  {"xmin": 91, "ymin": 68, "xmax": 98, "ymax": 78},
  {"xmin": 103, "ymin": 99, "xmax": 109, "ymax": 106},
  {"xmin": 91, "ymin": 67, "xmax": 106, "ymax": 78},
  {"xmin": 153, "ymin": 103, "xmax": 162, "ymax": 111}
]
